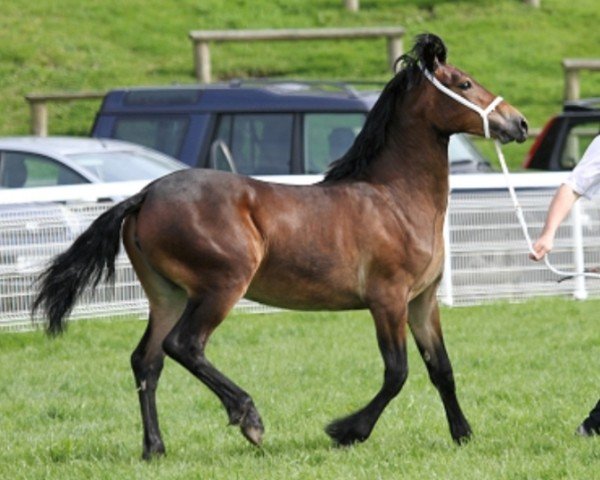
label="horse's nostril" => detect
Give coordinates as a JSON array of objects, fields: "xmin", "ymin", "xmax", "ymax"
[{"xmin": 520, "ymin": 118, "xmax": 529, "ymax": 133}]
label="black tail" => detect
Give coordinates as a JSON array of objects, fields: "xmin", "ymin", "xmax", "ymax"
[{"xmin": 32, "ymin": 190, "xmax": 148, "ymax": 336}]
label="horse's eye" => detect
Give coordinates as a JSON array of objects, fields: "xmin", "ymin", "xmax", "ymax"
[{"xmin": 458, "ymin": 81, "xmax": 472, "ymax": 91}]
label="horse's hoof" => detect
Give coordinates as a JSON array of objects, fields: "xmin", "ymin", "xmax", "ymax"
[
  {"xmin": 241, "ymin": 423, "xmax": 264, "ymax": 446},
  {"xmin": 325, "ymin": 417, "xmax": 370, "ymax": 446},
  {"xmin": 142, "ymin": 444, "xmax": 166, "ymax": 461},
  {"xmin": 453, "ymin": 434, "xmax": 471, "ymax": 446},
  {"xmin": 239, "ymin": 405, "xmax": 264, "ymax": 446},
  {"xmin": 451, "ymin": 424, "xmax": 472, "ymax": 445}
]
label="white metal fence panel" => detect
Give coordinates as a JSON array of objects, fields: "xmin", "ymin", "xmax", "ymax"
[
  {"xmin": 439, "ymin": 190, "xmax": 600, "ymax": 305},
  {"xmin": 2, "ymin": 174, "xmax": 600, "ymax": 331}
]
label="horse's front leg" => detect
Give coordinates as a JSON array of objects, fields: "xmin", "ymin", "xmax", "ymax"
[
  {"xmin": 326, "ymin": 295, "xmax": 409, "ymax": 445},
  {"xmin": 408, "ymin": 281, "xmax": 472, "ymax": 444}
]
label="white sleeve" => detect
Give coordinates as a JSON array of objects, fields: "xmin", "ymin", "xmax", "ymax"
[{"xmin": 564, "ymin": 136, "xmax": 600, "ymax": 199}]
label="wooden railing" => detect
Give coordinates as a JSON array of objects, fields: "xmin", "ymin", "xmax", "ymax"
[
  {"xmin": 28, "ymin": 53, "xmax": 593, "ymax": 138},
  {"xmin": 188, "ymin": 27, "xmax": 405, "ymax": 83},
  {"xmin": 562, "ymin": 58, "xmax": 600, "ymax": 101},
  {"xmin": 24, "ymin": 91, "xmax": 105, "ymax": 136}
]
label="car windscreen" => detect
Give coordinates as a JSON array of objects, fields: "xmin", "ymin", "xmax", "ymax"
[{"xmin": 66, "ymin": 150, "xmax": 184, "ymax": 182}]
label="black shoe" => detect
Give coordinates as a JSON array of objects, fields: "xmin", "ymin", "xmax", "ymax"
[{"xmin": 575, "ymin": 420, "xmax": 600, "ymax": 437}]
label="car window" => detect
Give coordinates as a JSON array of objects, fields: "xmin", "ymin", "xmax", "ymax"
[
  {"xmin": 66, "ymin": 150, "xmax": 184, "ymax": 182},
  {"xmin": 303, "ymin": 113, "xmax": 365, "ymax": 173},
  {"xmin": 112, "ymin": 116, "xmax": 189, "ymax": 159},
  {"xmin": 560, "ymin": 120, "xmax": 600, "ymax": 169},
  {"xmin": 0, "ymin": 152, "xmax": 87, "ymax": 188},
  {"xmin": 212, "ymin": 114, "xmax": 293, "ymax": 175},
  {"xmin": 448, "ymin": 134, "xmax": 485, "ymax": 162}
]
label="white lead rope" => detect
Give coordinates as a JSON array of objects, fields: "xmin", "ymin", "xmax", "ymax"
[
  {"xmin": 421, "ymin": 64, "xmax": 600, "ymax": 280},
  {"xmin": 494, "ymin": 140, "xmax": 600, "ymax": 280}
]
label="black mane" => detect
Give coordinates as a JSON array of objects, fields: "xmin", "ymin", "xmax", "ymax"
[{"xmin": 322, "ymin": 33, "xmax": 447, "ymax": 182}]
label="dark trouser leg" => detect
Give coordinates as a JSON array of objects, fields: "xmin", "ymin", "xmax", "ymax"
[{"xmin": 580, "ymin": 398, "xmax": 600, "ymax": 435}]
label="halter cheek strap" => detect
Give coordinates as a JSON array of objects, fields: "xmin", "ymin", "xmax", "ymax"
[{"xmin": 421, "ymin": 67, "xmax": 503, "ymax": 139}]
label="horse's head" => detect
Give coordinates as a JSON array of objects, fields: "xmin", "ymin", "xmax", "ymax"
[{"xmin": 412, "ymin": 33, "xmax": 528, "ymax": 144}]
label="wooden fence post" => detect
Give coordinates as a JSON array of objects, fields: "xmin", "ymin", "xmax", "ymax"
[
  {"xmin": 387, "ymin": 36, "xmax": 403, "ymax": 71},
  {"xmin": 194, "ymin": 41, "xmax": 211, "ymax": 84},
  {"xmin": 344, "ymin": 0, "xmax": 359, "ymax": 11},
  {"xmin": 29, "ymin": 100, "xmax": 49, "ymax": 137},
  {"xmin": 564, "ymin": 69, "xmax": 580, "ymax": 101}
]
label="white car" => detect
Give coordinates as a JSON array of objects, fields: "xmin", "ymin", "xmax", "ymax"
[
  {"xmin": 0, "ymin": 136, "xmax": 187, "ymax": 188},
  {"xmin": 0, "ymin": 137, "xmax": 188, "ymax": 287}
]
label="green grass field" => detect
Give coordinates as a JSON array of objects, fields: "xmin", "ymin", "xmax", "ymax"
[
  {"xmin": 2, "ymin": 3, "xmax": 600, "ymax": 477},
  {"xmin": 2, "ymin": 0, "xmax": 599, "ymax": 168},
  {"xmin": 1, "ymin": 297, "xmax": 598, "ymax": 479}
]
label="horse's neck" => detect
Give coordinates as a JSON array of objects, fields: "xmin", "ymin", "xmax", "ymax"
[{"xmin": 368, "ymin": 124, "xmax": 450, "ymax": 211}]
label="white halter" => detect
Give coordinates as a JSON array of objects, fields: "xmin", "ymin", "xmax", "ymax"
[{"xmin": 420, "ymin": 66, "xmax": 503, "ymax": 139}]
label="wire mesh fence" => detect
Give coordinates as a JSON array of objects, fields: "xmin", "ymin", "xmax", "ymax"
[
  {"xmin": 440, "ymin": 190, "xmax": 600, "ymax": 305},
  {"xmin": 2, "ymin": 185, "xmax": 600, "ymax": 331}
]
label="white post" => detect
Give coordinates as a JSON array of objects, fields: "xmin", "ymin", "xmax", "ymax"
[
  {"xmin": 441, "ymin": 205, "xmax": 454, "ymax": 306},
  {"xmin": 571, "ymin": 201, "xmax": 588, "ymax": 300}
]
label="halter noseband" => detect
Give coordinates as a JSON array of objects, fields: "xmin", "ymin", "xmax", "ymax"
[{"xmin": 420, "ymin": 66, "xmax": 503, "ymax": 139}]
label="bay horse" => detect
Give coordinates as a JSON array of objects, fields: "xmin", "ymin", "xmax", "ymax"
[{"xmin": 33, "ymin": 33, "xmax": 528, "ymax": 459}]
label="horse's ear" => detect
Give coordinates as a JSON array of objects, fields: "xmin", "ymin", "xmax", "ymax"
[{"xmin": 414, "ymin": 33, "xmax": 447, "ymax": 72}]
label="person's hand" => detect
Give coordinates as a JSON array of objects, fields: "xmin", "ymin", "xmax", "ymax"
[{"xmin": 529, "ymin": 233, "xmax": 554, "ymax": 261}]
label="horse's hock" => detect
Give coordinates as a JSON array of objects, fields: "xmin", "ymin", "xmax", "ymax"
[{"xmin": 188, "ymin": 27, "xmax": 405, "ymax": 83}]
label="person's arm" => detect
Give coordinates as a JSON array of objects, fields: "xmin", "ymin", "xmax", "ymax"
[{"xmin": 529, "ymin": 183, "xmax": 581, "ymax": 260}]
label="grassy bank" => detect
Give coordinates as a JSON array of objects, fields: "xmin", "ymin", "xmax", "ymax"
[
  {"xmin": 0, "ymin": 297, "xmax": 598, "ymax": 478},
  {"xmin": 1, "ymin": 0, "xmax": 599, "ymax": 168}
]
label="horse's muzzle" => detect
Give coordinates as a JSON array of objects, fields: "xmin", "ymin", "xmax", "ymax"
[
  {"xmin": 513, "ymin": 116, "xmax": 529, "ymax": 143},
  {"xmin": 494, "ymin": 114, "xmax": 528, "ymax": 144}
]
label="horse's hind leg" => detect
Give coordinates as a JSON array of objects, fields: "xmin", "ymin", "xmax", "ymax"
[
  {"xmin": 408, "ymin": 281, "xmax": 472, "ymax": 444},
  {"xmin": 326, "ymin": 295, "xmax": 409, "ymax": 445},
  {"xmin": 162, "ymin": 290, "xmax": 264, "ymax": 446},
  {"xmin": 124, "ymin": 216, "xmax": 186, "ymax": 459},
  {"xmin": 131, "ymin": 308, "xmax": 178, "ymax": 459}
]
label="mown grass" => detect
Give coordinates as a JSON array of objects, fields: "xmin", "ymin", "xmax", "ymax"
[
  {"xmin": 1, "ymin": 0, "xmax": 599, "ymax": 168},
  {"xmin": 1, "ymin": 297, "xmax": 598, "ymax": 479}
]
